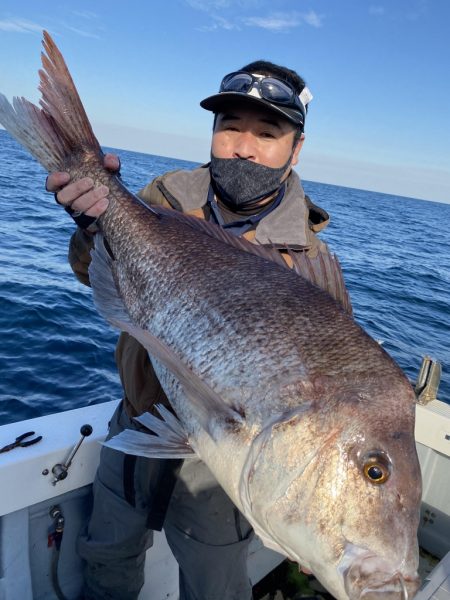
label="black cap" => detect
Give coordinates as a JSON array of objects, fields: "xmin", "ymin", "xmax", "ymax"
[{"xmin": 201, "ymin": 90, "xmax": 306, "ymax": 128}]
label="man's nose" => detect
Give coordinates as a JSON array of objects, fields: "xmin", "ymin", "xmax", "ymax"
[{"xmin": 232, "ymin": 132, "xmax": 257, "ymax": 160}]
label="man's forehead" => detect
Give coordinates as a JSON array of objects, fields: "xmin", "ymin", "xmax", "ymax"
[{"xmin": 216, "ymin": 105, "xmax": 294, "ymax": 130}]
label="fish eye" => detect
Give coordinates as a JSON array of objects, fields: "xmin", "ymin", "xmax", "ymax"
[{"xmin": 362, "ymin": 452, "xmax": 391, "ymax": 485}]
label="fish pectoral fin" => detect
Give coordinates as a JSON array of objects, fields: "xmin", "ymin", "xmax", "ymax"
[
  {"xmin": 89, "ymin": 234, "xmax": 244, "ymax": 440},
  {"xmin": 113, "ymin": 320, "xmax": 245, "ymax": 440}
]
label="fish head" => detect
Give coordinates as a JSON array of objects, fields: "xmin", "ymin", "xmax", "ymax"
[{"xmin": 243, "ymin": 376, "xmax": 421, "ymax": 600}]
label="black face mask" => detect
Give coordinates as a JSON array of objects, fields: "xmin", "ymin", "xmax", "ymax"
[{"xmin": 209, "ymin": 152, "xmax": 293, "ymax": 209}]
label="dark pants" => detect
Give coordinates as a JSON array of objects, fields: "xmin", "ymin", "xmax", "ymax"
[{"xmin": 78, "ymin": 402, "xmax": 254, "ymax": 599}]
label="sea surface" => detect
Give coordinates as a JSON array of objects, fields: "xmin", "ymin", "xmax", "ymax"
[{"xmin": 0, "ymin": 129, "xmax": 449, "ymax": 426}]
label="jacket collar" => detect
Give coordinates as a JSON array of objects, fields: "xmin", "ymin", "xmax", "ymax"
[{"xmin": 159, "ymin": 164, "xmax": 311, "ymax": 249}]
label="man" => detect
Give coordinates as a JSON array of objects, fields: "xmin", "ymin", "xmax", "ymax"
[{"xmin": 47, "ymin": 60, "xmax": 330, "ymax": 600}]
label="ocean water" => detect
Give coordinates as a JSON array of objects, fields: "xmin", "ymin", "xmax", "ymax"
[{"xmin": 0, "ymin": 129, "xmax": 448, "ymax": 426}]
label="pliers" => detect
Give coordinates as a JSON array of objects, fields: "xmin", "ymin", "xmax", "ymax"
[{"xmin": 0, "ymin": 431, "xmax": 42, "ymax": 453}]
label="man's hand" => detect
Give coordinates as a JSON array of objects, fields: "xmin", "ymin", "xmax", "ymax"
[{"xmin": 46, "ymin": 153, "xmax": 120, "ymax": 218}]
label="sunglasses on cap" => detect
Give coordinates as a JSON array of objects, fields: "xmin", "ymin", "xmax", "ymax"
[{"xmin": 219, "ymin": 71, "xmax": 306, "ymax": 119}]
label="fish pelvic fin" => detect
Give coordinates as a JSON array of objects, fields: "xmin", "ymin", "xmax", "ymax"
[
  {"xmin": 89, "ymin": 234, "xmax": 244, "ymax": 439},
  {"xmin": 104, "ymin": 405, "xmax": 195, "ymax": 459},
  {"xmin": 103, "ymin": 429, "xmax": 193, "ymax": 459},
  {"xmin": 0, "ymin": 31, "xmax": 101, "ymax": 172}
]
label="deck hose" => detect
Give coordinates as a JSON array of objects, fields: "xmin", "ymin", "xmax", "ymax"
[{"xmin": 48, "ymin": 505, "xmax": 70, "ymax": 600}]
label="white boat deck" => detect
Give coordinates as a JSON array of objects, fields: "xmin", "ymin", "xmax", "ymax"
[
  {"xmin": 0, "ymin": 400, "xmax": 283, "ymax": 600},
  {"xmin": 416, "ymin": 552, "xmax": 450, "ymax": 600},
  {"xmin": 0, "ymin": 396, "xmax": 449, "ymax": 600}
]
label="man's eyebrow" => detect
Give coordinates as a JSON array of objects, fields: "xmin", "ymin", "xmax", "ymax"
[
  {"xmin": 219, "ymin": 113, "xmax": 240, "ymax": 123},
  {"xmin": 259, "ymin": 117, "xmax": 282, "ymax": 129}
]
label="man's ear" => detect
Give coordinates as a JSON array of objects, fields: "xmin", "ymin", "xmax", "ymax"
[{"xmin": 291, "ymin": 133, "xmax": 305, "ymax": 167}]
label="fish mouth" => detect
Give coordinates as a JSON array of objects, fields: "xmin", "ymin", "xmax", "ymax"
[
  {"xmin": 342, "ymin": 551, "xmax": 421, "ymax": 600},
  {"xmin": 355, "ymin": 571, "xmax": 420, "ymax": 600}
]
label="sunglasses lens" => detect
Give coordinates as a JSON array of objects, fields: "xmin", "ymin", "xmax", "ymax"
[
  {"xmin": 218, "ymin": 72, "xmax": 303, "ymax": 121},
  {"xmin": 221, "ymin": 73, "xmax": 253, "ymax": 93},
  {"xmin": 260, "ymin": 78, "xmax": 293, "ymax": 104}
]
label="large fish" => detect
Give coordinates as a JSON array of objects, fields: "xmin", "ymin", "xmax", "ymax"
[{"xmin": 0, "ymin": 32, "xmax": 421, "ymax": 600}]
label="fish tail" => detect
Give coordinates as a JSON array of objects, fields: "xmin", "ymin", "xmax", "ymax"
[{"xmin": 0, "ymin": 31, "xmax": 102, "ymax": 172}]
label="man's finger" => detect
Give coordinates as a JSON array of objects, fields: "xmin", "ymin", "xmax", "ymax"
[
  {"xmin": 57, "ymin": 177, "xmax": 95, "ymax": 206},
  {"xmin": 71, "ymin": 185, "xmax": 109, "ymax": 214},
  {"xmin": 84, "ymin": 197, "xmax": 110, "ymax": 218},
  {"xmin": 65, "ymin": 184, "xmax": 109, "ymax": 217},
  {"xmin": 104, "ymin": 153, "xmax": 120, "ymax": 172},
  {"xmin": 45, "ymin": 172, "xmax": 71, "ymax": 193}
]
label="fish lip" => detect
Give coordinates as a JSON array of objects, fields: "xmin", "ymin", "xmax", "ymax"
[
  {"xmin": 338, "ymin": 543, "xmax": 420, "ymax": 600},
  {"xmin": 357, "ymin": 572, "xmax": 421, "ymax": 600}
]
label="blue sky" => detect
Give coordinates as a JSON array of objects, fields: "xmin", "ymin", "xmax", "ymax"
[{"xmin": 1, "ymin": 0, "xmax": 449, "ymax": 203}]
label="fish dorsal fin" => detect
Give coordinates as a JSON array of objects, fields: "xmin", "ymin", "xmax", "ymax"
[
  {"xmin": 89, "ymin": 233, "xmax": 244, "ymax": 438},
  {"xmin": 285, "ymin": 245, "xmax": 353, "ymax": 315},
  {"xmin": 153, "ymin": 205, "xmax": 289, "ymax": 268},
  {"xmin": 152, "ymin": 205, "xmax": 352, "ymax": 315}
]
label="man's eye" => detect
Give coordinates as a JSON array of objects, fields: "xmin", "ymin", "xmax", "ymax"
[{"xmin": 260, "ymin": 131, "xmax": 276, "ymax": 139}]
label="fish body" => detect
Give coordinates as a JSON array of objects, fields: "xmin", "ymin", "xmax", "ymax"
[{"xmin": 0, "ymin": 32, "xmax": 421, "ymax": 600}]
